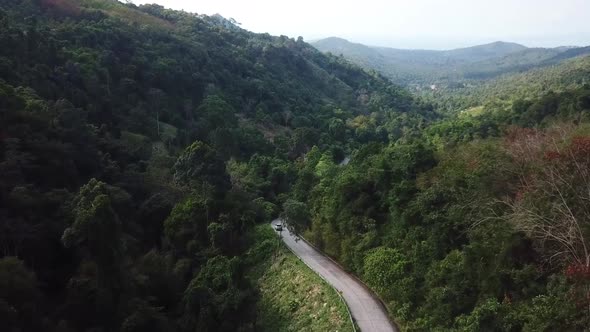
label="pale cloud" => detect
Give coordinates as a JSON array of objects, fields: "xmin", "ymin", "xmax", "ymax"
[{"xmin": 131, "ymin": 0, "xmax": 590, "ymax": 49}]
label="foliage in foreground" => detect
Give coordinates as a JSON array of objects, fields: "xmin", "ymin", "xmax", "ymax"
[
  {"xmin": 2, "ymin": 0, "xmax": 590, "ymax": 331},
  {"xmin": 0, "ymin": 0, "xmax": 426, "ymax": 330},
  {"xmin": 293, "ymin": 86, "xmax": 590, "ymax": 330}
]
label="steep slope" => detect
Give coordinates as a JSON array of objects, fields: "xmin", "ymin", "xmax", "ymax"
[
  {"xmin": 3, "ymin": 1, "xmax": 590, "ymax": 332},
  {"xmin": 249, "ymin": 225, "xmax": 354, "ymax": 332},
  {"xmin": 1, "ymin": 0, "xmax": 425, "ymax": 148},
  {"xmin": 289, "ymin": 84, "xmax": 590, "ymax": 331},
  {"xmin": 0, "ymin": 1, "xmax": 430, "ymax": 331}
]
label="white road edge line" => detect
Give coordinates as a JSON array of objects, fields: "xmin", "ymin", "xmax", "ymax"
[{"xmin": 271, "ymin": 221, "xmax": 358, "ymax": 332}]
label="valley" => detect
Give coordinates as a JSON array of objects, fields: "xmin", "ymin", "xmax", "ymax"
[
  {"xmin": 312, "ymin": 37, "xmax": 590, "ymax": 92},
  {"xmin": 1, "ymin": 0, "xmax": 590, "ymax": 331}
]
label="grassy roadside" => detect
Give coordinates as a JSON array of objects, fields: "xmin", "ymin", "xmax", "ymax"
[{"xmin": 246, "ymin": 225, "xmax": 354, "ymax": 332}]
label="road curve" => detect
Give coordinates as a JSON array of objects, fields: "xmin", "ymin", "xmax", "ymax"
[{"xmin": 271, "ymin": 219, "xmax": 397, "ymax": 332}]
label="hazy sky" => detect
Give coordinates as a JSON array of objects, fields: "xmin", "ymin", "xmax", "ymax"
[{"xmin": 131, "ymin": 0, "xmax": 590, "ymax": 50}]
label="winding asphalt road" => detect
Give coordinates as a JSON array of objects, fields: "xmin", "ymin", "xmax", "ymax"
[{"xmin": 271, "ymin": 219, "xmax": 397, "ymax": 332}]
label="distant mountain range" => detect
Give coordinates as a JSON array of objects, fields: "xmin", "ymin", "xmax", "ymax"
[{"xmin": 311, "ymin": 37, "xmax": 590, "ymax": 86}]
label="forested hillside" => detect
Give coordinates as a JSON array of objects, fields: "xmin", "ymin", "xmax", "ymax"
[
  {"xmin": 0, "ymin": 0, "xmax": 428, "ymax": 331},
  {"xmin": 303, "ymin": 32, "xmax": 590, "ymax": 332},
  {"xmin": 290, "ymin": 84, "xmax": 590, "ymax": 331},
  {"xmin": 312, "ymin": 37, "xmax": 590, "ymax": 88},
  {"xmin": 425, "ymin": 55, "xmax": 590, "ymax": 113},
  {"xmin": 2, "ymin": 0, "xmax": 590, "ymax": 332}
]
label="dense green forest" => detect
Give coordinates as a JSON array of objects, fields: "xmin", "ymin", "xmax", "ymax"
[
  {"xmin": 1, "ymin": 0, "xmax": 590, "ymax": 331},
  {"xmin": 422, "ymin": 55, "xmax": 590, "ymax": 114},
  {"xmin": 292, "ymin": 83, "xmax": 590, "ymax": 330},
  {"xmin": 0, "ymin": 0, "xmax": 428, "ymax": 331}
]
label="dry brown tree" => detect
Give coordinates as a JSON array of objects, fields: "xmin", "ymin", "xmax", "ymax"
[
  {"xmin": 502, "ymin": 124, "xmax": 590, "ymax": 313},
  {"xmin": 503, "ymin": 125, "xmax": 590, "ymax": 268}
]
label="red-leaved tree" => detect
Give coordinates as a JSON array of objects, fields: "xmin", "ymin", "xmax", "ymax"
[{"xmin": 503, "ymin": 125, "xmax": 590, "ymax": 313}]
